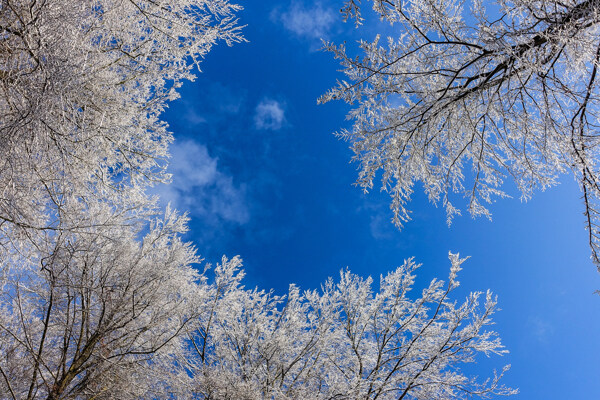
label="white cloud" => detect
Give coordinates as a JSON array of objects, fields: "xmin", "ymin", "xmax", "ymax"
[
  {"xmin": 272, "ymin": 2, "xmax": 336, "ymax": 41},
  {"xmin": 152, "ymin": 140, "xmax": 249, "ymax": 225},
  {"xmin": 254, "ymin": 98, "xmax": 286, "ymax": 131}
]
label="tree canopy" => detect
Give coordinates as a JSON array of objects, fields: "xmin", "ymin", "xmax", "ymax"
[
  {"xmin": 322, "ymin": 0, "xmax": 600, "ymax": 265},
  {"xmin": 0, "ymin": 1, "xmax": 514, "ymax": 398}
]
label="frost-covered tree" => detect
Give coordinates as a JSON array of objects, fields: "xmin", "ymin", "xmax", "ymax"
[
  {"xmin": 0, "ymin": 207, "xmax": 200, "ymax": 399},
  {"xmin": 1, "ymin": 246, "xmax": 515, "ymax": 398},
  {"xmin": 0, "ymin": 0, "xmax": 243, "ymax": 397},
  {"xmin": 321, "ymin": 0, "xmax": 600, "ymax": 265},
  {"xmin": 176, "ymin": 254, "xmax": 515, "ymax": 400},
  {"xmin": 0, "ymin": 0, "xmax": 243, "ymax": 241}
]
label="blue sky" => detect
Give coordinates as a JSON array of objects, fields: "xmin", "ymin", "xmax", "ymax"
[{"xmin": 158, "ymin": 1, "xmax": 600, "ymax": 397}]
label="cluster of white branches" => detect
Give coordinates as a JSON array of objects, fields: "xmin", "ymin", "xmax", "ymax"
[
  {"xmin": 0, "ymin": 0, "xmax": 242, "ymax": 236},
  {"xmin": 322, "ymin": 0, "xmax": 600, "ymax": 265},
  {"xmin": 0, "ymin": 0, "xmax": 513, "ymax": 398},
  {"xmin": 175, "ymin": 254, "xmax": 514, "ymax": 399},
  {"xmin": 1, "ymin": 240, "xmax": 515, "ymax": 399}
]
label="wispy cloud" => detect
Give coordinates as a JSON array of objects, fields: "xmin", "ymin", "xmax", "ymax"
[
  {"xmin": 152, "ymin": 140, "xmax": 249, "ymax": 225},
  {"xmin": 271, "ymin": 1, "xmax": 336, "ymax": 42},
  {"xmin": 178, "ymin": 82, "xmax": 245, "ymax": 127},
  {"xmin": 254, "ymin": 98, "xmax": 286, "ymax": 131},
  {"xmin": 369, "ymin": 213, "xmax": 394, "ymax": 240},
  {"xmin": 528, "ymin": 316, "xmax": 554, "ymax": 345},
  {"xmin": 356, "ymin": 200, "xmax": 396, "ymax": 241}
]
